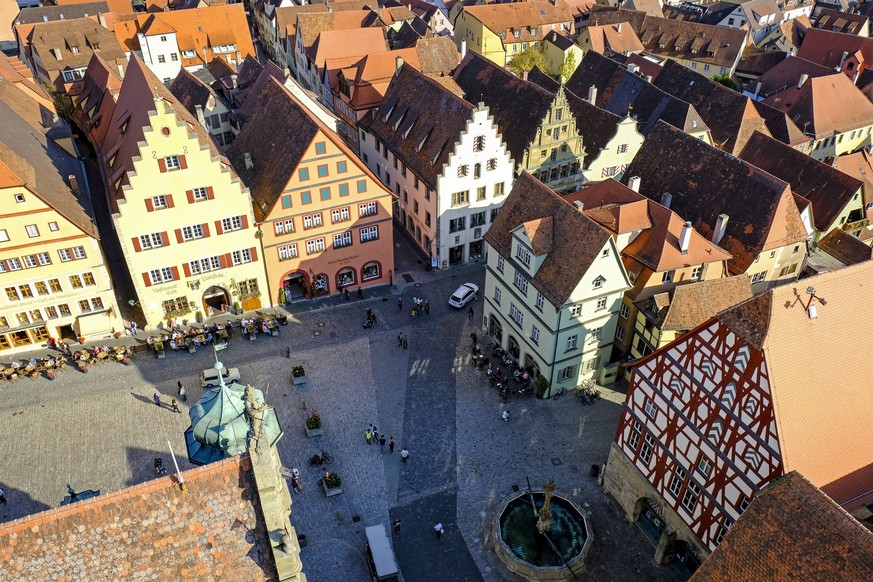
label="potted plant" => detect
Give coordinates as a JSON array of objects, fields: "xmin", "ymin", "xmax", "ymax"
[
  {"xmin": 195, "ymin": 310, "xmax": 203, "ymax": 323},
  {"xmin": 534, "ymin": 374, "xmax": 550, "ymax": 399},
  {"xmin": 232, "ymin": 301, "xmax": 241, "ymax": 315},
  {"xmin": 278, "ymin": 287, "xmax": 287, "ymax": 305},
  {"xmin": 154, "ymin": 341, "xmax": 166, "ymax": 359},
  {"xmin": 305, "ymin": 411, "xmax": 323, "ymax": 438},
  {"xmin": 292, "ymin": 365, "xmax": 307, "ymax": 385},
  {"xmin": 321, "ymin": 471, "xmax": 342, "ymax": 497}
]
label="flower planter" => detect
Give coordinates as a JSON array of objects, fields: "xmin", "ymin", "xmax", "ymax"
[
  {"xmin": 188, "ymin": 345, "xmax": 196, "ymax": 353},
  {"xmin": 156, "ymin": 351, "xmax": 166, "ymax": 359},
  {"xmin": 292, "ymin": 374, "xmax": 307, "ymax": 385},
  {"xmin": 320, "ymin": 479, "xmax": 343, "ymax": 497},
  {"xmin": 305, "ymin": 426, "xmax": 323, "ymax": 438}
]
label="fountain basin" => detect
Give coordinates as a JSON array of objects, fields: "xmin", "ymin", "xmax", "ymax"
[{"xmin": 493, "ymin": 490, "xmax": 593, "ymax": 581}]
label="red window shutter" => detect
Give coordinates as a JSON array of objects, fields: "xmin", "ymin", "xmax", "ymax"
[
  {"xmin": 241, "ymin": 215, "xmax": 249, "ymax": 229},
  {"xmin": 222, "ymin": 253, "xmax": 232, "ymax": 268},
  {"xmin": 186, "ymin": 190, "xmax": 194, "ymax": 204},
  {"xmin": 175, "ymin": 229, "xmax": 183, "ymax": 243},
  {"xmin": 142, "ymin": 272, "xmax": 152, "ymax": 287},
  {"xmin": 166, "ymin": 195, "xmax": 175, "ymax": 208},
  {"xmin": 160, "ymin": 232, "xmax": 170, "ymax": 246},
  {"xmin": 131, "ymin": 237, "xmax": 141, "ymax": 252},
  {"xmin": 145, "ymin": 198, "xmax": 154, "ymax": 212},
  {"xmin": 171, "ymin": 266, "xmax": 180, "ymax": 280},
  {"xmin": 158, "ymin": 158, "xmax": 167, "ymax": 173},
  {"xmin": 179, "ymin": 155, "xmax": 188, "ymax": 169},
  {"xmin": 250, "ymin": 246, "xmax": 258, "ymax": 261},
  {"xmin": 215, "ymin": 220, "xmax": 223, "ymax": 235},
  {"xmin": 183, "ymin": 263, "xmax": 191, "ymax": 277},
  {"xmin": 206, "ymin": 186, "xmax": 215, "ymax": 200},
  {"xmin": 202, "ymin": 223, "xmax": 210, "ymax": 237}
]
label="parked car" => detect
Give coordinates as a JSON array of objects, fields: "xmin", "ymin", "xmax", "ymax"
[
  {"xmin": 365, "ymin": 524, "xmax": 400, "ymax": 581},
  {"xmin": 200, "ymin": 367, "xmax": 241, "ymax": 387},
  {"xmin": 448, "ymin": 283, "xmax": 479, "ymax": 308}
]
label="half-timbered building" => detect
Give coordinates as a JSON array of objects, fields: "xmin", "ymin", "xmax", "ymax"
[{"xmin": 602, "ymin": 260, "xmax": 873, "ymax": 576}]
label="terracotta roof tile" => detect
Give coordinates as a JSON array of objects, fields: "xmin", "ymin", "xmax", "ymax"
[
  {"xmin": 584, "ymin": 23, "xmax": 645, "ymax": 54},
  {"xmin": 295, "ymin": 10, "xmax": 377, "ymax": 49},
  {"xmin": 796, "ymin": 26, "xmax": 873, "ymax": 71},
  {"xmin": 756, "ymin": 56, "xmax": 833, "ymax": 99},
  {"xmin": 637, "ymin": 274, "xmax": 752, "ymax": 331},
  {"xmin": 0, "ymin": 456, "xmax": 276, "ymax": 580},
  {"xmin": 833, "ymin": 149, "xmax": 873, "ymax": 208},
  {"xmin": 523, "ymin": 216, "xmax": 554, "ymax": 255},
  {"xmin": 308, "ymin": 27, "xmax": 388, "ymax": 69},
  {"xmin": 463, "ymin": 1, "xmax": 575, "ymax": 42},
  {"xmin": 690, "ymin": 472, "xmax": 873, "ymax": 581},
  {"xmin": 817, "ymin": 228, "xmax": 873, "ymax": 266},
  {"xmin": 484, "ymin": 173, "xmax": 612, "ymax": 307},
  {"xmin": 169, "ymin": 68, "xmax": 218, "ymax": 117}
]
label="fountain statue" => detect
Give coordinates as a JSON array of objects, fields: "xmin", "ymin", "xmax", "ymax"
[{"xmin": 536, "ymin": 480, "xmax": 555, "ymax": 534}]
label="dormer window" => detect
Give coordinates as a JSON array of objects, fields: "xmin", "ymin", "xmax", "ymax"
[
  {"xmin": 593, "ymin": 275, "xmax": 605, "ymax": 289},
  {"xmin": 516, "ymin": 244, "xmax": 531, "ymax": 267},
  {"xmin": 514, "ymin": 30, "xmax": 521, "ymax": 38}
]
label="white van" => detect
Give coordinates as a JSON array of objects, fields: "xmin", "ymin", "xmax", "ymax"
[
  {"xmin": 200, "ymin": 367, "xmax": 241, "ymax": 387},
  {"xmin": 365, "ymin": 524, "xmax": 400, "ymax": 581}
]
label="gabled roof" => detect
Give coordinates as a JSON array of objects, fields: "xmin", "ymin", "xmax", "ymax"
[
  {"xmin": 359, "ymin": 63, "xmax": 475, "ymax": 189},
  {"xmin": 833, "ymin": 148, "xmax": 873, "ymax": 209},
  {"xmin": 484, "ymin": 172, "xmax": 612, "ymax": 307},
  {"xmin": 0, "ymin": 456, "xmax": 277, "ymax": 580},
  {"xmin": 637, "ymin": 274, "xmax": 752, "ymax": 332},
  {"xmin": 307, "ymin": 27, "xmax": 388, "ymax": 69},
  {"xmin": 295, "ymin": 10, "xmax": 377, "ymax": 49},
  {"xmin": 739, "ymin": 131, "xmax": 863, "ymax": 232},
  {"xmin": 583, "ymin": 23, "xmax": 645, "ymax": 55},
  {"xmin": 234, "ymin": 60, "xmax": 286, "ymax": 122},
  {"xmin": 755, "ymin": 56, "xmax": 832, "ymax": 99},
  {"xmin": 716, "ymin": 262, "xmax": 873, "ymax": 510},
  {"xmin": 757, "ymin": 14, "xmax": 810, "ymax": 53},
  {"xmin": 812, "ymin": 8, "xmax": 869, "ymax": 36},
  {"xmin": 796, "ymin": 27, "xmax": 873, "ymax": 70},
  {"xmin": 763, "ymin": 72, "xmax": 873, "ymax": 139},
  {"xmin": 624, "ymin": 121, "xmax": 807, "ymax": 273},
  {"xmin": 452, "ymin": 51, "xmax": 556, "ymax": 164},
  {"xmin": 25, "ymin": 17, "xmax": 127, "ymax": 76},
  {"xmin": 463, "ymin": 1, "xmax": 574, "ymax": 42},
  {"xmin": 817, "ymin": 227, "xmax": 873, "ymax": 266},
  {"xmin": 562, "ymin": 91, "xmax": 624, "ymax": 165},
  {"xmin": 169, "ymin": 67, "xmax": 221, "ymax": 118},
  {"xmin": 70, "ymin": 52, "xmax": 123, "ymax": 147},
  {"xmin": 690, "ymin": 472, "xmax": 873, "ymax": 581},
  {"xmin": 15, "ymin": 2, "xmax": 110, "ymax": 25}
]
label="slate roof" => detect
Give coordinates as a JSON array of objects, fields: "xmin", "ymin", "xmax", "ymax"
[
  {"xmin": 452, "ymin": 51, "xmax": 556, "ymax": 164},
  {"xmin": 0, "ymin": 455, "xmax": 276, "ymax": 580},
  {"xmin": 817, "ymin": 228, "xmax": 873, "ymax": 266},
  {"xmin": 739, "ymin": 131, "xmax": 863, "ymax": 232},
  {"xmin": 691, "ymin": 472, "xmax": 873, "ymax": 581},
  {"xmin": 637, "ymin": 274, "xmax": 752, "ymax": 332},
  {"xmin": 562, "ymin": 91, "xmax": 624, "ymax": 167},
  {"xmin": 15, "ymin": 2, "xmax": 110, "ymax": 25},
  {"xmin": 623, "ymin": 121, "xmax": 808, "ymax": 274},
  {"xmin": 566, "ymin": 51, "xmax": 708, "ymax": 137},
  {"xmin": 484, "ymin": 172, "xmax": 612, "ymax": 307},
  {"xmin": 169, "ymin": 68, "xmax": 218, "ymax": 118},
  {"xmin": 359, "ymin": 63, "xmax": 475, "ymax": 190},
  {"xmin": 652, "ymin": 59, "xmax": 807, "ymax": 152}
]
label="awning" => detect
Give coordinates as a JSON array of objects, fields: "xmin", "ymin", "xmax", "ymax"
[{"xmin": 75, "ymin": 311, "xmax": 114, "ymax": 338}]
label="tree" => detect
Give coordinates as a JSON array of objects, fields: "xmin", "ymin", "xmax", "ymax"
[
  {"xmin": 507, "ymin": 48, "xmax": 548, "ymax": 76},
  {"xmin": 558, "ymin": 51, "xmax": 577, "ymax": 83},
  {"xmin": 712, "ymin": 73, "xmax": 739, "ymax": 91}
]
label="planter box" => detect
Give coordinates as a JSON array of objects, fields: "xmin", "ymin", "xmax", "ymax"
[
  {"xmin": 305, "ymin": 426, "xmax": 323, "ymax": 438},
  {"xmin": 248, "ymin": 334, "xmax": 256, "ymax": 341},
  {"xmin": 271, "ymin": 329, "xmax": 279, "ymax": 337},
  {"xmin": 188, "ymin": 346, "xmax": 196, "ymax": 353},
  {"xmin": 321, "ymin": 479, "xmax": 343, "ymax": 497},
  {"xmin": 292, "ymin": 374, "xmax": 307, "ymax": 386},
  {"xmin": 156, "ymin": 352, "xmax": 166, "ymax": 359}
]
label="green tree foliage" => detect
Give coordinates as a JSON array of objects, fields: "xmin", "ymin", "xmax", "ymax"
[
  {"xmin": 558, "ymin": 51, "xmax": 577, "ymax": 82},
  {"xmin": 507, "ymin": 48, "xmax": 548, "ymax": 75},
  {"xmin": 712, "ymin": 73, "xmax": 739, "ymax": 91}
]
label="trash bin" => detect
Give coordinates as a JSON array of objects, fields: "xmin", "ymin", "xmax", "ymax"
[
  {"xmin": 297, "ymin": 534, "xmax": 307, "ymax": 548},
  {"xmin": 590, "ymin": 464, "xmax": 600, "ymax": 478}
]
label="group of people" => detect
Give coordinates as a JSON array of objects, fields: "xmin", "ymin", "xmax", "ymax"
[{"xmin": 410, "ymin": 296, "xmax": 430, "ymax": 319}]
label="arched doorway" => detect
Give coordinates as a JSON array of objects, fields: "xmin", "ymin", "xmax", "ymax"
[
  {"xmin": 337, "ymin": 267, "xmax": 356, "ymax": 290},
  {"xmin": 281, "ymin": 271, "xmax": 308, "ymax": 303},
  {"xmin": 635, "ymin": 498, "xmax": 666, "ymax": 545},
  {"xmin": 202, "ymin": 286, "xmax": 229, "ymax": 315},
  {"xmin": 489, "ymin": 316, "xmax": 503, "ymax": 344},
  {"xmin": 507, "ymin": 335, "xmax": 520, "ymax": 361},
  {"xmin": 673, "ymin": 541, "xmax": 702, "ymax": 578}
]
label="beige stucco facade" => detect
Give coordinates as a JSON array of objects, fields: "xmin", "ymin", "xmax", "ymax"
[
  {"xmin": 111, "ymin": 98, "xmax": 270, "ymax": 327},
  {"xmin": 524, "ymin": 88, "xmax": 586, "ymax": 194},
  {"xmin": 582, "ymin": 116, "xmax": 645, "ymax": 183}
]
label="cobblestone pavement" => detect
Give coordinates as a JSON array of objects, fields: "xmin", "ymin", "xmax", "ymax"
[{"xmin": 0, "ymin": 259, "xmax": 678, "ymax": 582}]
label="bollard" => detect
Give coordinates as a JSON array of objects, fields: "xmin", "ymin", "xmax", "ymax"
[{"xmin": 286, "ymin": 346, "xmax": 290, "ymax": 358}]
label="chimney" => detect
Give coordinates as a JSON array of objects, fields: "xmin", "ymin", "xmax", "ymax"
[
  {"xmin": 661, "ymin": 191, "xmax": 672, "ymax": 208},
  {"xmin": 244, "ymin": 152, "xmax": 253, "ymax": 170},
  {"xmin": 712, "ymin": 213, "xmax": 729, "ymax": 245},
  {"xmin": 195, "ymin": 104, "xmax": 205, "ymax": 125},
  {"xmin": 797, "ymin": 73, "xmax": 808, "ymax": 89},
  {"xmin": 678, "ymin": 221, "xmax": 692, "ymax": 254},
  {"xmin": 588, "ymin": 84, "xmax": 597, "ymax": 105},
  {"xmin": 573, "ymin": 200, "xmax": 584, "ymax": 210},
  {"xmin": 68, "ymin": 175, "xmax": 79, "ymax": 195},
  {"xmin": 754, "ymin": 80, "xmax": 762, "ymax": 98},
  {"xmin": 461, "ymin": 40, "xmax": 467, "ymax": 59},
  {"xmin": 839, "ymin": 51, "xmax": 849, "ymax": 70},
  {"xmin": 627, "ymin": 63, "xmax": 639, "ymax": 75},
  {"xmin": 231, "ymin": 74, "xmax": 238, "ymax": 89},
  {"xmin": 645, "ymin": 75, "xmax": 653, "ymax": 83},
  {"xmin": 628, "ymin": 175, "xmax": 641, "ymax": 192},
  {"xmin": 396, "ymin": 55, "xmax": 404, "ymax": 70},
  {"xmin": 522, "ymin": 69, "xmax": 528, "ymax": 81},
  {"xmin": 617, "ymin": 23, "xmax": 622, "ymax": 33}
]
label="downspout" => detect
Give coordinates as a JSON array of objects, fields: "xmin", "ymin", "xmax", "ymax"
[{"xmin": 549, "ymin": 300, "xmax": 562, "ymax": 396}]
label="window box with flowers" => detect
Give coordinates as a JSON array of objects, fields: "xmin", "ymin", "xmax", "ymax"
[
  {"xmin": 320, "ymin": 471, "xmax": 342, "ymax": 496},
  {"xmin": 292, "ymin": 365, "xmax": 307, "ymax": 385},
  {"xmin": 305, "ymin": 411, "xmax": 322, "ymax": 437}
]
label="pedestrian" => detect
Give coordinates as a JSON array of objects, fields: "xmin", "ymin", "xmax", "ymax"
[
  {"xmin": 434, "ymin": 522, "xmax": 444, "ymax": 539},
  {"xmin": 172, "ymin": 399, "xmax": 180, "ymax": 413},
  {"xmin": 398, "ymin": 297, "xmax": 403, "ymax": 311},
  {"xmin": 366, "ymin": 428, "xmax": 373, "ymax": 444},
  {"xmin": 471, "ymin": 332, "xmax": 478, "ymax": 345},
  {"xmin": 392, "ymin": 519, "xmax": 401, "ymax": 535},
  {"xmin": 400, "ymin": 447, "xmax": 409, "ymax": 462},
  {"xmin": 344, "ymin": 288, "xmax": 351, "ymax": 302},
  {"xmin": 379, "ymin": 434, "xmax": 386, "ymax": 451},
  {"xmin": 468, "ymin": 306, "xmax": 474, "ymax": 320},
  {"xmin": 502, "ymin": 409, "xmax": 510, "ymax": 421},
  {"xmin": 402, "ymin": 334, "xmax": 408, "ymax": 349},
  {"xmin": 129, "ymin": 321, "xmax": 138, "ymax": 336},
  {"xmin": 389, "ymin": 437, "xmax": 395, "ymax": 453},
  {"xmin": 411, "ymin": 306, "xmax": 417, "ymax": 319},
  {"xmin": 153, "ymin": 392, "xmax": 161, "ymax": 407},
  {"xmin": 397, "ymin": 332, "xmax": 403, "ymax": 347},
  {"xmin": 179, "ymin": 385, "xmax": 187, "ymax": 403},
  {"xmin": 291, "ymin": 476, "xmax": 302, "ymax": 493},
  {"xmin": 424, "ymin": 299, "xmax": 430, "ymax": 315},
  {"xmin": 290, "ymin": 466, "xmax": 300, "ymax": 479},
  {"xmin": 373, "ymin": 426, "xmax": 379, "ymax": 441},
  {"xmin": 0, "ymin": 486, "xmax": 6, "ymax": 504},
  {"xmin": 357, "ymin": 287, "xmax": 363, "ymax": 299}
]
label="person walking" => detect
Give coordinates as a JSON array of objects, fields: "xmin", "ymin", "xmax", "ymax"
[
  {"xmin": 0, "ymin": 486, "xmax": 7, "ymax": 504},
  {"xmin": 171, "ymin": 399, "xmax": 180, "ymax": 413},
  {"xmin": 502, "ymin": 409, "xmax": 510, "ymax": 421},
  {"xmin": 471, "ymin": 332, "xmax": 478, "ymax": 345},
  {"xmin": 379, "ymin": 434, "xmax": 386, "ymax": 451},
  {"xmin": 357, "ymin": 287, "xmax": 363, "ymax": 299},
  {"xmin": 153, "ymin": 392, "xmax": 161, "ymax": 407},
  {"xmin": 434, "ymin": 522, "xmax": 444, "ymax": 539},
  {"xmin": 398, "ymin": 297, "xmax": 403, "ymax": 311},
  {"xmin": 291, "ymin": 476, "xmax": 302, "ymax": 493},
  {"xmin": 373, "ymin": 426, "xmax": 379, "ymax": 441},
  {"xmin": 400, "ymin": 447, "xmax": 409, "ymax": 462},
  {"xmin": 389, "ymin": 437, "xmax": 395, "ymax": 453},
  {"xmin": 402, "ymin": 334, "xmax": 409, "ymax": 349},
  {"xmin": 344, "ymin": 288, "xmax": 351, "ymax": 302},
  {"xmin": 398, "ymin": 332, "xmax": 403, "ymax": 347},
  {"xmin": 129, "ymin": 321, "xmax": 138, "ymax": 336},
  {"xmin": 392, "ymin": 519, "xmax": 401, "ymax": 535},
  {"xmin": 366, "ymin": 428, "xmax": 373, "ymax": 444},
  {"xmin": 179, "ymin": 385, "xmax": 187, "ymax": 403},
  {"xmin": 424, "ymin": 299, "xmax": 430, "ymax": 315},
  {"xmin": 468, "ymin": 306, "xmax": 474, "ymax": 320}
]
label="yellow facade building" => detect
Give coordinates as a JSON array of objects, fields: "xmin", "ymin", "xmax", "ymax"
[
  {"xmin": 0, "ymin": 96, "xmax": 122, "ymax": 353},
  {"xmin": 97, "ymin": 57, "xmax": 269, "ymax": 327}
]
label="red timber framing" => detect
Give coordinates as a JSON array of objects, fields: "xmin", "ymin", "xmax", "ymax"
[{"xmin": 614, "ymin": 318, "xmax": 786, "ymax": 550}]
